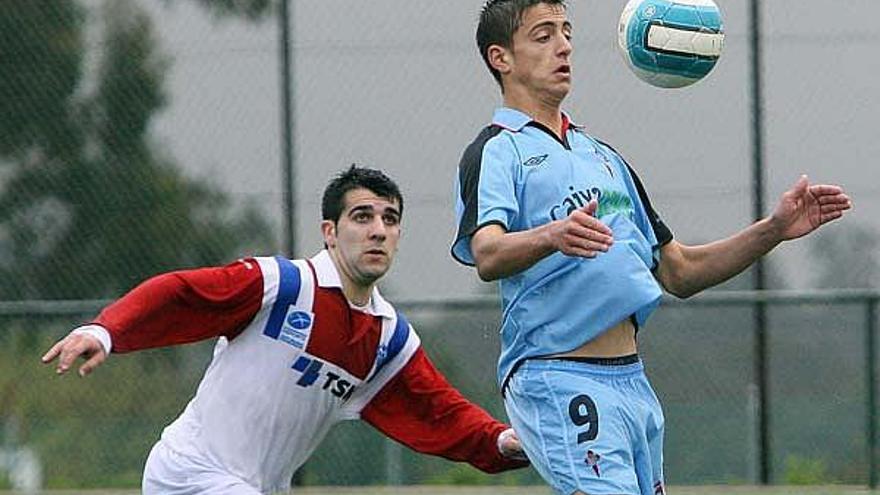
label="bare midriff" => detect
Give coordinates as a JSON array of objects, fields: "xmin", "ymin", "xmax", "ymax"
[{"xmin": 552, "ymin": 318, "xmax": 637, "ymax": 358}]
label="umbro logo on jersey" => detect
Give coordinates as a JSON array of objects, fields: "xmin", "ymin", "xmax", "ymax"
[
  {"xmin": 291, "ymin": 356, "xmax": 357, "ymax": 400},
  {"xmin": 523, "ymin": 154, "xmax": 549, "ymax": 167}
]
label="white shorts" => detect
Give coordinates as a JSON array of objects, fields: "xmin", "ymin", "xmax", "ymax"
[{"xmin": 142, "ymin": 440, "xmax": 264, "ymax": 495}]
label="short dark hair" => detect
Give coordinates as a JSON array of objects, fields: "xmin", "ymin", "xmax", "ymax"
[
  {"xmin": 321, "ymin": 165, "xmax": 404, "ymax": 223},
  {"xmin": 476, "ymin": 0, "xmax": 567, "ymax": 88}
]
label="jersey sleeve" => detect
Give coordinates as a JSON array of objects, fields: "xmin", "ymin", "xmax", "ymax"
[
  {"xmin": 93, "ymin": 258, "xmax": 264, "ymax": 353},
  {"xmin": 360, "ymin": 347, "xmax": 528, "ymax": 473},
  {"xmin": 451, "ymin": 126, "xmax": 520, "ymax": 266}
]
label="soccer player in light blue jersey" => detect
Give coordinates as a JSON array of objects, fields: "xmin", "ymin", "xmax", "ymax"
[{"xmin": 451, "ymin": 1, "xmax": 852, "ymax": 494}]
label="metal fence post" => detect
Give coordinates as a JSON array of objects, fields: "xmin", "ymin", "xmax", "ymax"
[{"xmin": 868, "ymin": 297, "xmax": 877, "ymax": 489}]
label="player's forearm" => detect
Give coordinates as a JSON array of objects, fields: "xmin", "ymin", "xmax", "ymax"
[
  {"xmin": 95, "ymin": 262, "xmax": 263, "ymax": 352},
  {"xmin": 660, "ymin": 218, "xmax": 782, "ymax": 297},
  {"xmin": 472, "ymin": 223, "xmax": 557, "ymax": 281},
  {"xmin": 361, "ymin": 350, "xmax": 528, "ymax": 473}
]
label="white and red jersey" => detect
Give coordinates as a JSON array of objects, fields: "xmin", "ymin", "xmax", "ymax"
[{"xmin": 92, "ymin": 250, "xmax": 524, "ymax": 493}]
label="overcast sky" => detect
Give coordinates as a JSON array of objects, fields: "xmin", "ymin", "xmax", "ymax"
[{"xmin": 129, "ymin": 0, "xmax": 879, "ymax": 297}]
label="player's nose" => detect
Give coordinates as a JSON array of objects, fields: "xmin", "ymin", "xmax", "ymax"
[
  {"xmin": 368, "ymin": 218, "xmax": 387, "ymax": 240},
  {"xmin": 558, "ymin": 34, "xmax": 572, "ymax": 56}
]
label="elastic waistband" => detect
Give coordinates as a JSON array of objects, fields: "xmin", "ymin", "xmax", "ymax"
[
  {"xmin": 537, "ymin": 353, "xmax": 639, "ymax": 366},
  {"xmin": 519, "ymin": 355, "xmax": 644, "ymax": 377}
]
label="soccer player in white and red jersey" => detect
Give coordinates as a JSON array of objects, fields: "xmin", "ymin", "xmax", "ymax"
[{"xmin": 42, "ymin": 165, "xmax": 529, "ymax": 494}]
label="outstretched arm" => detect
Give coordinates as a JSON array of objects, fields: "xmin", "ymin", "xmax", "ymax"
[
  {"xmin": 361, "ymin": 347, "xmax": 528, "ymax": 473},
  {"xmin": 41, "ymin": 259, "xmax": 264, "ymax": 376},
  {"xmin": 656, "ymin": 176, "xmax": 851, "ymax": 298}
]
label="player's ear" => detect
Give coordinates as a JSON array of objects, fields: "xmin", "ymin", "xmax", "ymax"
[
  {"xmin": 487, "ymin": 44, "xmax": 512, "ymax": 75},
  {"xmin": 320, "ymin": 220, "xmax": 337, "ymax": 249}
]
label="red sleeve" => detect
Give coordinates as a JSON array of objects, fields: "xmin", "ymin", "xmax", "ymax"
[
  {"xmin": 360, "ymin": 347, "xmax": 528, "ymax": 473},
  {"xmin": 94, "ymin": 258, "xmax": 264, "ymax": 353}
]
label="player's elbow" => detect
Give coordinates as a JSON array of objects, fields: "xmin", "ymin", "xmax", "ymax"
[
  {"xmin": 472, "ymin": 246, "xmax": 503, "ymax": 281},
  {"xmin": 664, "ymin": 283, "xmax": 698, "ymax": 299},
  {"xmin": 656, "ymin": 267, "xmax": 698, "ymax": 299},
  {"xmin": 475, "ymin": 260, "xmax": 502, "ymax": 282}
]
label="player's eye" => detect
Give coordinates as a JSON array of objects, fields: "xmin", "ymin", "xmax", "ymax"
[
  {"xmin": 383, "ymin": 214, "xmax": 400, "ymax": 226},
  {"xmin": 352, "ymin": 212, "xmax": 372, "ymax": 223}
]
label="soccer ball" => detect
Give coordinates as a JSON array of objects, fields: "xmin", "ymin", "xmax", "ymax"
[{"xmin": 617, "ymin": 0, "xmax": 725, "ymax": 88}]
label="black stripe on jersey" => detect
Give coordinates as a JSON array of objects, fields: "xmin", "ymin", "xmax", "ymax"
[
  {"xmin": 595, "ymin": 139, "xmax": 674, "ymax": 247},
  {"xmin": 452, "ymin": 125, "xmax": 505, "ymax": 266}
]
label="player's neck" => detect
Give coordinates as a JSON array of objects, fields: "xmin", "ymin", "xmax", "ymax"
[
  {"xmin": 503, "ymin": 90, "xmax": 564, "ymax": 139},
  {"xmin": 336, "ymin": 273, "xmax": 373, "ymax": 307},
  {"xmin": 327, "ymin": 250, "xmax": 376, "ymax": 306}
]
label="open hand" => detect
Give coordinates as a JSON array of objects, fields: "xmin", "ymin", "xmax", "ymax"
[
  {"xmin": 769, "ymin": 175, "xmax": 852, "ymax": 241},
  {"xmin": 41, "ymin": 330, "xmax": 107, "ymax": 377}
]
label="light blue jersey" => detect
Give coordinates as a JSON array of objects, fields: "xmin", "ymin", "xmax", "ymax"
[{"xmin": 452, "ymin": 107, "xmax": 672, "ymax": 387}]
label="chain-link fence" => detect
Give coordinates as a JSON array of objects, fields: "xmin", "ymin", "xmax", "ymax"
[
  {"xmin": 2, "ymin": 0, "xmax": 879, "ymax": 491},
  {"xmin": 0, "ymin": 293, "xmax": 877, "ymax": 490}
]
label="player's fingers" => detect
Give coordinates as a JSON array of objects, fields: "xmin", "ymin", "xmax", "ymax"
[
  {"xmin": 792, "ymin": 175, "xmax": 809, "ymax": 192},
  {"xmin": 565, "ymin": 224, "xmax": 613, "ymax": 247},
  {"xmin": 817, "ymin": 193, "xmax": 851, "ymax": 207},
  {"xmin": 809, "ymin": 184, "xmax": 844, "ymax": 196},
  {"xmin": 41, "ymin": 339, "xmax": 65, "ymax": 363},
  {"xmin": 78, "ymin": 350, "xmax": 106, "ymax": 377},
  {"xmin": 561, "ymin": 237, "xmax": 611, "ymax": 257},
  {"xmin": 820, "ymin": 202, "xmax": 851, "ymax": 214},
  {"xmin": 569, "ymin": 213, "xmax": 613, "ymax": 237},
  {"xmin": 580, "ymin": 199, "xmax": 599, "ymax": 217},
  {"xmin": 56, "ymin": 338, "xmax": 88, "ymax": 375},
  {"xmin": 565, "ymin": 230, "xmax": 612, "ymax": 250}
]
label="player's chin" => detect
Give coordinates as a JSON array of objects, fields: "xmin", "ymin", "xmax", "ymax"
[
  {"xmin": 359, "ymin": 260, "xmax": 391, "ymax": 280},
  {"xmin": 547, "ymin": 80, "xmax": 571, "ymax": 99}
]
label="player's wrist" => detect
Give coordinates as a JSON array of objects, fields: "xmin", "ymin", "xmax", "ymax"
[
  {"xmin": 71, "ymin": 324, "xmax": 113, "ymax": 355},
  {"xmin": 541, "ymin": 220, "xmax": 563, "ymax": 253}
]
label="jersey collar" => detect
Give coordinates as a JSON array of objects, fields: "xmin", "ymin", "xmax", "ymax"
[
  {"xmin": 492, "ymin": 107, "xmax": 580, "ymax": 133},
  {"xmin": 309, "ymin": 250, "xmax": 396, "ymax": 319}
]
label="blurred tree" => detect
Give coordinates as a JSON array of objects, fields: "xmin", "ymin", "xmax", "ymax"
[
  {"xmin": 808, "ymin": 222, "xmax": 878, "ymax": 289},
  {"xmin": 167, "ymin": 0, "xmax": 274, "ymax": 21},
  {"xmin": 0, "ymin": 0, "xmax": 274, "ymax": 300}
]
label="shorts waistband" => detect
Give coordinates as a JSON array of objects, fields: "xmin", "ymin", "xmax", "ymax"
[
  {"xmin": 537, "ymin": 353, "xmax": 640, "ymax": 366},
  {"xmin": 519, "ymin": 355, "xmax": 644, "ymax": 377}
]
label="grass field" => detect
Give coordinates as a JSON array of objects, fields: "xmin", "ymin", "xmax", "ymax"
[{"xmin": 5, "ymin": 486, "xmax": 876, "ymax": 495}]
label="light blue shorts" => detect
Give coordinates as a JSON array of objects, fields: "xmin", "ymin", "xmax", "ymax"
[{"xmin": 505, "ymin": 358, "xmax": 666, "ymax": 495}]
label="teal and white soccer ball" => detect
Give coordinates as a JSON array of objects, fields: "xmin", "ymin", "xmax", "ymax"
[{"xmin": 617, "ymin": 0, "xmax": 725, "ymax": 88}]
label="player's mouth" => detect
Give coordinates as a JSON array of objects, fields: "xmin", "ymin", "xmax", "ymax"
[
  {"xmin": 364, "ymin": 248, "xmax": 387, "ymax": 258},
  {"xmin": 555, "ymin": 64, "xmax": 571, "ymax": 77}
]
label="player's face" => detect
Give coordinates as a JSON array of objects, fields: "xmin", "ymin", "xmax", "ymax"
[
  {"xmin": 506, "ymin": 4, "xmax": 573, "ymax": 102},
  {"xmin": 323, "ymin": 188, "xmax": 401, "ymax": 289}
]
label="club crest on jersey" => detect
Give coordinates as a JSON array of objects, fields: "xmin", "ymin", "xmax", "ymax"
[
  {"xmin": 278, "ymin": 307, "xmax": 314, "ymax": 349},
  {"xmin": 585, "ymin": 450, "xmax": 601, "ymax": 477}
]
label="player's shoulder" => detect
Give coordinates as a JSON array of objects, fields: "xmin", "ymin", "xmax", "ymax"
[{"xmin": 458, "ymin": 125, "xmax": 509, "ymax": 169}]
